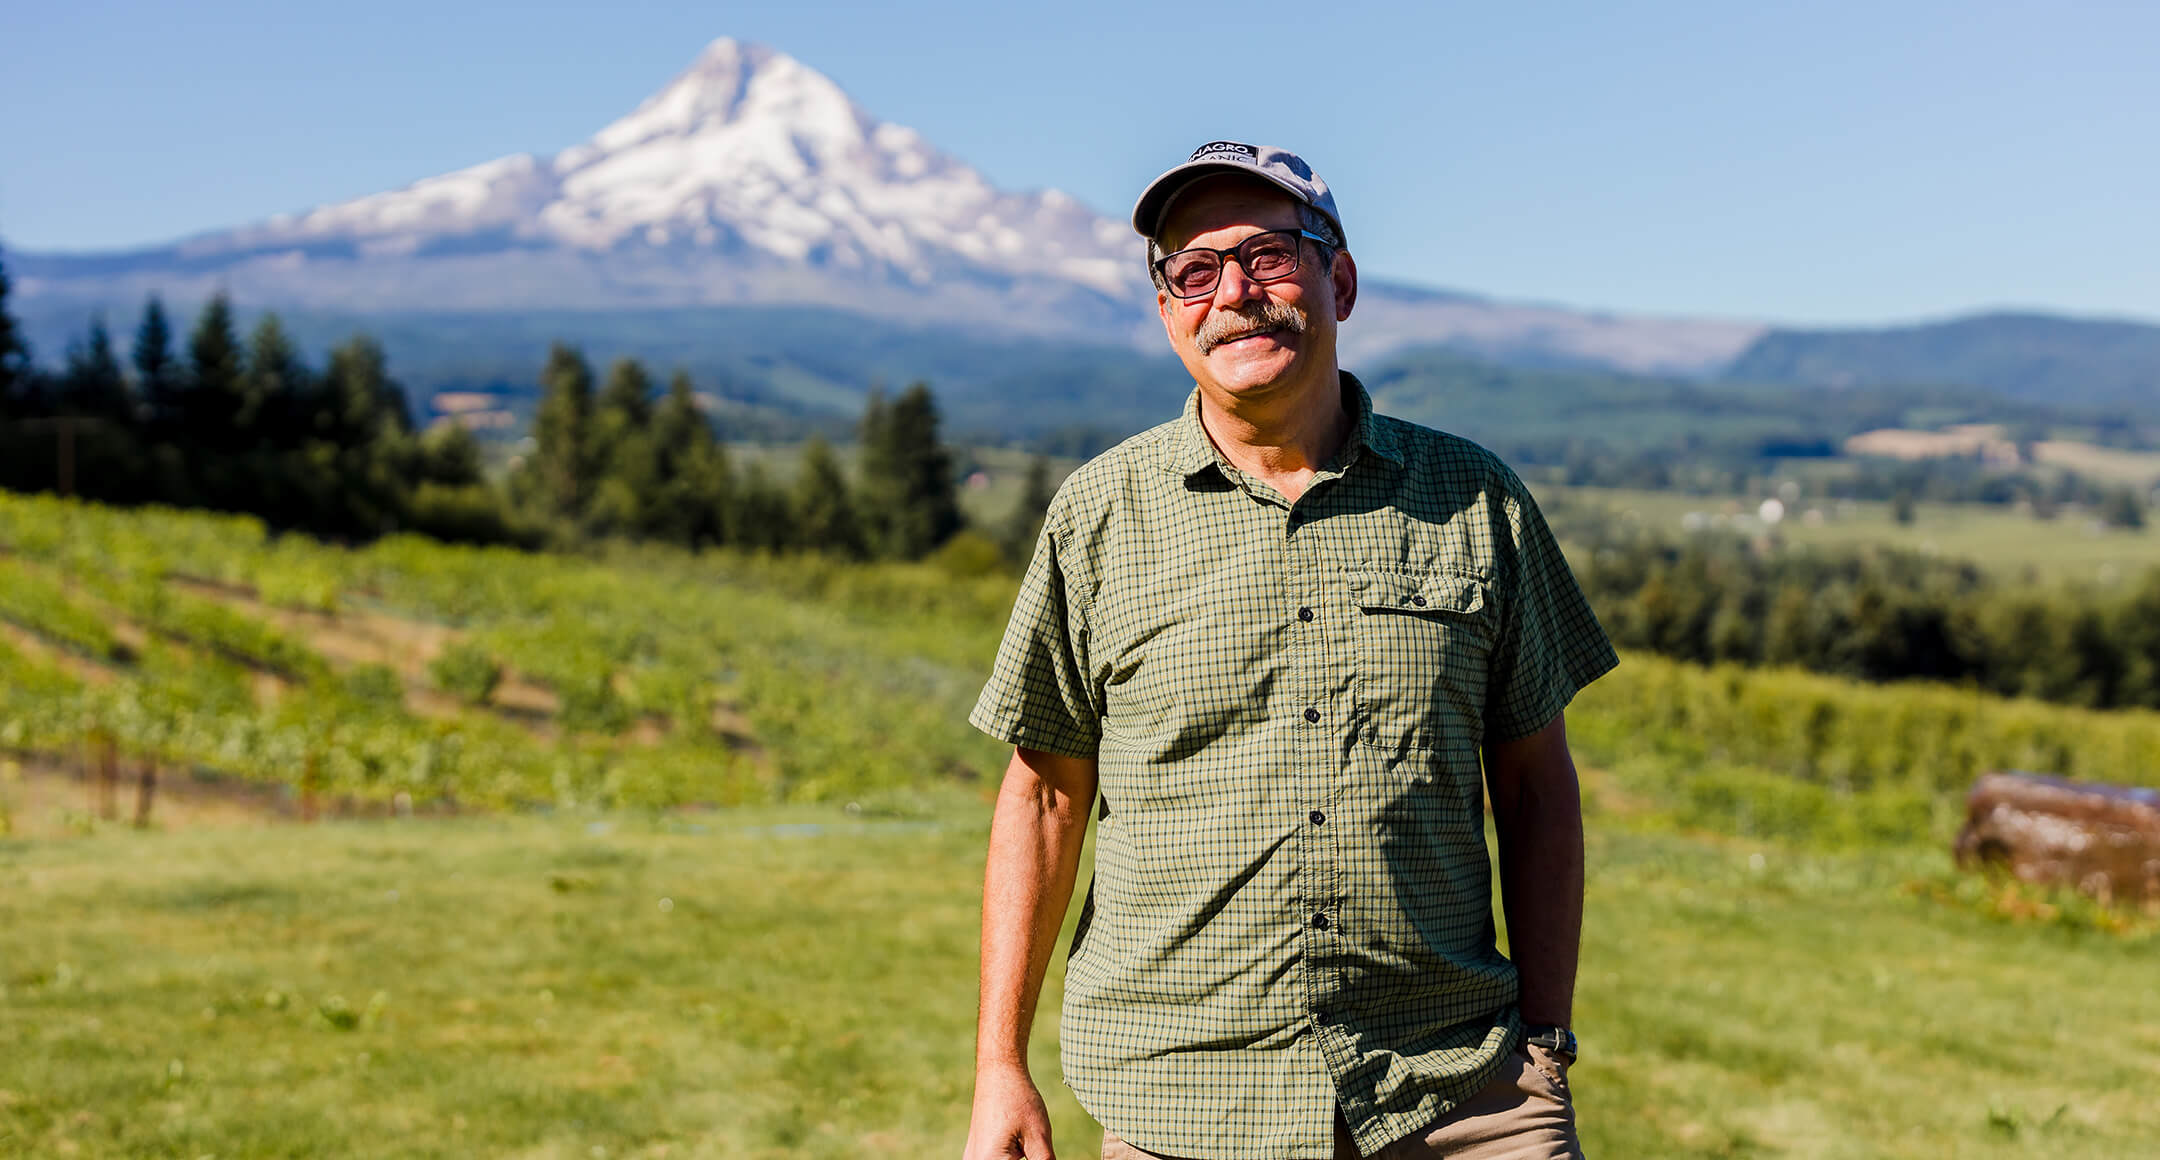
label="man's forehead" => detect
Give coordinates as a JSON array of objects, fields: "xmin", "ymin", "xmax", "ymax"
[{"xmin": 1158, "ymin": 176, "xmax": 1303, "ymax": 247}]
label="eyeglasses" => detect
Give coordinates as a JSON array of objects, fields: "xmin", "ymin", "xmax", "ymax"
[{"xmin": 1154, "ymin": 229, "xmax": 1333, "ymax": 300}]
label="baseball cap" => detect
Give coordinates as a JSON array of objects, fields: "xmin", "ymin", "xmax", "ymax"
[{"xmin": 1131, "ymin": 141, "xmax": 1345, "ymax": 248}]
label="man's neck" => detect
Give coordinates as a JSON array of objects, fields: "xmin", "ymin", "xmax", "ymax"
[{"xmin": 1195, "ymin": 370, "xmax": 1352, "ymax": 504}]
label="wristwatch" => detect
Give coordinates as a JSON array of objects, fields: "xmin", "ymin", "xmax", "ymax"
[{"xmin": 1524, "ymin": 1024, "xmax": 1578, "ymax": 1064}]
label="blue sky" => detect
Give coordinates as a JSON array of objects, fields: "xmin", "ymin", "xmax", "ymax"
[{"xmin": 3, "ymin": 0, "xmax": 2155, "ymax": 325}]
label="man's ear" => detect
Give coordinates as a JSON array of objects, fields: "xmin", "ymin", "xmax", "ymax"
[
  {"xmin": 1331, "ymin": 251, "xmax": 1358, "ymax": 322},
  {"xmin": 1157, "ymin": 288, "xmax": 1176, "ymax": 337}
]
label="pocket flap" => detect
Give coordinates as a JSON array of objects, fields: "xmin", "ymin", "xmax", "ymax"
[{"xmin": 1347, "ymin": 571, "xmax": 1485, "ymax": 615}]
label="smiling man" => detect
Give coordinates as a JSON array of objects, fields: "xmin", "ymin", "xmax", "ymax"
[{"xmin": 963, "ymin": 143, "xmax": 1617, "ymax": 1160}]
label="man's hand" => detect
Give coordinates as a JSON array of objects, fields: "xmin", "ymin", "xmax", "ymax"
[
  {"xmin": 966, "ymin": 746, "xmax": 1096, "ymax": 1160},
  {"xmin": 962, "ymin": 1061, "xmax": 1057, "ymax": 1160}
]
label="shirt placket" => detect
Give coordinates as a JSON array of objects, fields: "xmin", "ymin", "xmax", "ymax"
[{"xmin": 1284, "ymin": 470, "xmax": 1352, "ymax": 1144}]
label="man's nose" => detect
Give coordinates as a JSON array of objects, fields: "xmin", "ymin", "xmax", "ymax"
[{"xmin": 1211, "ymin": 255, "xmax": 1266, "ymax": 307}]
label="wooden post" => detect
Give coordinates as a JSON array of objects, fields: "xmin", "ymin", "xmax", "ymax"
[
  {"xmin": 94, "ymin": 732, "xmax": 119, "ymax": 821},
  {"xmin": 56, "ymin": 416, "xmax": 75, "ymax": 498},
  {"xmin": 133, "ymin": 759, "xmax": 158, "ymax": 829},
  {"xmin": 300, "ymin": 751, "xmax": 321, "ymax": 823}
]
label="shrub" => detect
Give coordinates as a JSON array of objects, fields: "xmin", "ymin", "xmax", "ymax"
[{"xmin": 429, "ymin": 641, "xmax": 503, "ymax": 707}]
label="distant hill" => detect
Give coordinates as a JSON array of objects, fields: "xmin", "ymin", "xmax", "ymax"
[
  {"xmin": 1726, "ymin": 312, "xmax": 2160, "ymax": 407},
  {"xmin": 1349, "ymin": 348, "xmax": 2060, "ymax": 465}
]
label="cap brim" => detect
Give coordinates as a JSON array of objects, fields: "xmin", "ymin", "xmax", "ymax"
[{"xmin": 1130, "ymin": 161, "xmax": 1317, "ymax": 239}]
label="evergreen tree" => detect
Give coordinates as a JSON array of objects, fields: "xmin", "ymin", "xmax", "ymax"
[
  {"xmin": 587, "ymin": 357, "xmax": 659, "ymax": 536},
  {"xmin": 417, "ymin": 422, "xmax": 485, "ymax": 487},
  {"xmin": 242, "ymin": 313, "xmax": 312, "ymax": 444},
  {"xmin": 131, "ymin": 296, "xmax": 180, "ymax": 429},
  {"xmin": 870, "ymin": 382, "xmax": 963, "ymax": 559},
  {"xmin": 1002, "ymin": 454, "xmax": 1055, "ymax": 565},
  {"xmin": 315, "ymin": 334, "xmax": 416, "ymax": 535},
  {"xmin": 648, "ymin": 369, "xmax": 732, "ymax": 546},
  {"xmin": 732, "ymin": 462, "xmax": 792, "ymax": 552},
  {"xmin": 180, "ymin": 291, "xmax": 247, "ymax": 449},
  {"xmin": 319, "ymin": 334, "xmax": 410, "ymax": 447},
  {"xmin": 525, "ymin": 342, "xmax": 597, "ymax": 524},
  {"xmin": 792, "ymin": 437, "xmax": 866, "ymax": 558},
  {"xmin": 0, "ymin": 247, "xmax": 32, "ymax": 415},
  {"xmin": 60, "ymin": 315, "xmax": 129, "ymax": 420}
]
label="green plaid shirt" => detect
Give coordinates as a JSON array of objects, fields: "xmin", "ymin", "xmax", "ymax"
[{"xmin": 971, "ymin": 373, "xmax": 1616, "ymax": 1159}]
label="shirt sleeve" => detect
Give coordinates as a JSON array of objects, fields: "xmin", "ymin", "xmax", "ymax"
[
  {"xmin": 969, "ymin": 512, "xmax": 1101, "ymax": 758},
  {"xmin": 1484, "ymin": 471, "xmax": 1618, "ymax": 743}
]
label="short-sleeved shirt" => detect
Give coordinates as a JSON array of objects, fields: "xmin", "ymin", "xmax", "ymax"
[{"xmin": 970, "ymin": 372, "xmax": 1617, "ymax": 1160}]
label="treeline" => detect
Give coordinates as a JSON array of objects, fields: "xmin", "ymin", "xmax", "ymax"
[
  {"xmin": 0, "ymin": 257, "xmax": 1053, "ymax": 563},
  {"xmin": 0, "ymin": 283, "xmax": 500, "ymax": 542},
  {"xmin": 506, "ymin": 340, "xmax": 1051, "ymax": 563},
  {"xmin": 1575, "ymin": 531, "xmax": 2160, "ymax": 711}
]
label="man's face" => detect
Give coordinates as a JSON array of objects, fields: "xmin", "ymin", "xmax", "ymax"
[{"xmin": 1154, "ymin": 176, "xmax": 1357, "ymax": 405}]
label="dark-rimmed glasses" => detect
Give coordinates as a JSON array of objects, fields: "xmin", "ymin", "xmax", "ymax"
[{"xmin": 1154, "ymin": 229, "xmax": 1333, "ymax": 300}]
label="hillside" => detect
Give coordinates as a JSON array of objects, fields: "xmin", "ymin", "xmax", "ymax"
[{"xmin": 1726, "ymin": 310, "xmax": 2160, "ymax": 406}]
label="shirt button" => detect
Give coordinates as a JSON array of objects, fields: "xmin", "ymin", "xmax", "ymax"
[
  {"xmin": 1310, "ymin": 810, "xmax": 1326, "ymax": 825},
  {"xmin": 1313, "ymin": 1009, "xmax": 1332, "ymax": 1025},
  {"xmin": 1310, "ymin": 912, "xmax": 1330, "ymax": 930},
  {"xmin": 1303, "ymin": 708, "xmax": 1321, "ymax": 724},
  {"xmin": 1297, "ymin": 606, "xmax": 1314, "ymax": 622},
  {"xmin": 1410, "ymin": 594, "xmax": 1428, "ymax": 607}
]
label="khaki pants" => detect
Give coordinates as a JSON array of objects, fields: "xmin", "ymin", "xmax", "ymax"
[{"xmin": 1100, "ymin": 1044, "xmax": 1583, "ymax": 1160}]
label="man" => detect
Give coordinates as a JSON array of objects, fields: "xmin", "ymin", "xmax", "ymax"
[{"xmin": 963, "ymin": 142, "xmax": 1617, "ymax": 1160}]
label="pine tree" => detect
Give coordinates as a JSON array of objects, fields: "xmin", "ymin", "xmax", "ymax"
[
  {"xmin": 242, "ymin": 313, "xmax": 312, "ymax": 445},
  {"xmin": 320, "ymin": 334, "xmax": 410, "ymax": 447},
  {"xmin": 792, "ymin": 437, "xmax": 866, "ymax": 558},
  {"xmin": 417, "ymin": 422, "xmax": 484, "ymax": 486},
  {"xmin": 0, "ymin": 247, "xmax": 32, "ymax": 415},
  {"xmin": 181, "ymin": 291, "xmax": 247, "ymax": 449},
  {"xmin": 872, "ymin": 382, "xmax": 963, "ymax": 559},
  {"xmin": 648, "ymin": 369, "xmax": 732, "ymax": 546},
  {"xmin": 587, "ymin": 357, "xmax": 658, "ymax": 536},
  {"xmin": 732, "ymin": 462, "xmax": 792, "ymax": 552},
  {"xmin": 131, "ymin": 296, "xmax": 180, "ymax": 430},
  {"xmin": 60, "ymin": 315, "xmax": 130, "ymax": 420},
  {"xmin": 1002, "ymin": 454, "xmax": 1055, "ymax": 565},
  {"xmin": 316, "ymin": 335, "xmax": 416, "ymax": 536},
  {"xmin": 525, "ymin": 342, "xmax": 597, "ymax": 524}
]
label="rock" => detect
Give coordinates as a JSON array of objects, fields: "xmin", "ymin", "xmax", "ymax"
[{"xmin": 1954, "ymin": 772, "xmax": 2160, "ymax": 906}]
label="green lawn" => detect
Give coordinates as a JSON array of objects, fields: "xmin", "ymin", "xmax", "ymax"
[
  {"xmin": 1548, "ymin": 486, "xmax": 2160, "ymax": 586},
  {"xmin": 3, "ymin": 791, "xmax": 2153, "ymax": 1159}
]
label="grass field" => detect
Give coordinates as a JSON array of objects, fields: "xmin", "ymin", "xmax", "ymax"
[
  {"xmin": 1546, "ymin": 486, "xmax": 2160, "ymax": 586},
  {"xmin": 3, "ymin": 784, "xmax": 2155, "ymax": 1159}
]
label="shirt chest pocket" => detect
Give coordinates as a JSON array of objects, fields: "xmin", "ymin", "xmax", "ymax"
[{"xmin": 1346, "ymin": 570, "xmax": 1495, "ymax": 755}]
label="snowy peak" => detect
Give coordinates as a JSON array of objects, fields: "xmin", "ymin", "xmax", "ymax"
[
  {"xmin": 577, "ymin": 39, "xmax": 861, "ymax": 159},
  {"xmin": 167, "ymin": 38, "xmax": 1143, "ymax": 299}
]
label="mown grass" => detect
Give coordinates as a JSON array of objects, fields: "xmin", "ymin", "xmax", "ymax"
[
  {"xmin": 1550, "ymin": 485, "xmax": 2160, "ymax": 586},
  {"xmin": 3, "ymin": 789, "xmax": 2155, "ymax": 1159}
]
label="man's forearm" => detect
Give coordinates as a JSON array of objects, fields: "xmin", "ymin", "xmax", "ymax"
[
  {"xmin": 977, "ymin": 746, "xmax": 1098, "ymax": 1070},
  {"xmin": 1486, "ymin": 716, "xmax": 1585, "ymax": 1029}
]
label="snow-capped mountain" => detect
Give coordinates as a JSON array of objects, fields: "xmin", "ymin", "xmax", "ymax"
[
  {"xmin": 21, "ymin": 39, "xmax": 1151, "ymax": 334},
  {"xmin": 14, "ymin": 38, "xmax": 1763, "ymax": 373}
]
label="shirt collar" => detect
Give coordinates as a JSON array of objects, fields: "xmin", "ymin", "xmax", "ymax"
[{"xmin": 1163, "ymin": 370, "xmax": 1402, "ymax": 479}]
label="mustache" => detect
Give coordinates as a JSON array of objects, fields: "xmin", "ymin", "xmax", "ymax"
[{"xmin": 1193, "ymin": 301, "xmax": 1308, "ymax": 355}]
